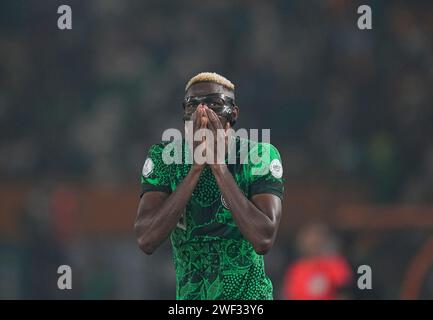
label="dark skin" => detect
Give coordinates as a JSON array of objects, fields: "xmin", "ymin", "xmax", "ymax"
[{"xmin": 134, "ymin": 82, "xmax": 282, "ymax": 255}]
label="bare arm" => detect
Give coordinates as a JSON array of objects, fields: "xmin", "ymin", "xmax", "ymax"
[
  {"xmin": 212, "ymin": 164, "xmax": 282, "ymax": 255},
  {"xmin": 134, "ymin": 107, "xmax": 208, "ymax": 254},
  {"xmin": 134, "ymin": 165, "xmax": 203, "ymax": 254},
  {"xmin": 204, "ymin": 107, "xmax": 282, "ymax": 254}
]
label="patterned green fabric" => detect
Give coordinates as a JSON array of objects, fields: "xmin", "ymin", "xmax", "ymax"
[{"xmin": 140, "ymin": 137, "xmax": 284, "ymax": 300}]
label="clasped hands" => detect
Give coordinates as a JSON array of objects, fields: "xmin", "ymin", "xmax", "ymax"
[{"xmin": 189, "ymin": 104, "xmax": 231, "ymax": 171}]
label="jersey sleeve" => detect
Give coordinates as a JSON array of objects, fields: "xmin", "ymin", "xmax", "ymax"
[
  {"xmin": 247, "ymin": 143, "xmax": 284, "ymax": 200},
  {"xmin": 140, "ymin": 143, "xmax": 172, "ymax": 197}
]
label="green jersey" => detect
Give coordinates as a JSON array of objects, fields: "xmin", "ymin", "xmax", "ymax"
[{"xmin": 140, "ymin": 137, "xmax": 284, "ymax": 300}]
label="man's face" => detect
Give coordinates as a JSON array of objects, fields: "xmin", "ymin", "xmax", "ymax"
[{"xmin": 184, "ymin": 82, "xmax": 237, "ymax": 128}]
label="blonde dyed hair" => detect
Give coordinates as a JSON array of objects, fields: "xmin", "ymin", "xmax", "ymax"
[{"xmin": 185, "ymin": 72, "xmax": 235, "ymax": 92}]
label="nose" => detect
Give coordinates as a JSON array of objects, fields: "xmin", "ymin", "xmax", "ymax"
[{"xmin": 198, "ymin": 103, "xmax": 207, "ymax": 109}]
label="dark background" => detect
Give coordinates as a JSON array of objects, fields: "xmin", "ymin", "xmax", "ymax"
[{"xmin": 0, "ymin": 0, "xmax": 432, "ymax": 299}]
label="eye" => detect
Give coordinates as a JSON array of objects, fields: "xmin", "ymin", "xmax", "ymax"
[
  {"xmin": 186, "ymin": 102, "xmax": 198, "ymax": 110},
  {"xmin": 208, "ymin": 99, "xmax": 224, "ymax": 109}
]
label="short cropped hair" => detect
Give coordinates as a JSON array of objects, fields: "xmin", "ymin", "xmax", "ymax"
[{"xmin": 185, "ymin": 72, "xmax": 235, "ymax": 92}]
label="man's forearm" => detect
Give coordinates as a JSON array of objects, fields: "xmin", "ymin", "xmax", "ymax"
[
  {"xmin": 211, "ymin": 164, "xmax": 276, "ymax": 254},
  {"xmin": 135, "ymin": 165, "xmax": 202, "ymax": 253}
]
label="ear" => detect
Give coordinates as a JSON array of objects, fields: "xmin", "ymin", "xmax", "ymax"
[{"xmin": 230, "ymin": 105, "xmax": 239, "ymax": 126}]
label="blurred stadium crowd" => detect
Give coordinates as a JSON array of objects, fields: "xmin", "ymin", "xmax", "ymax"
[{"xmin": 0, "ymin": 0, "xmax": 432, "ymax": 299}]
